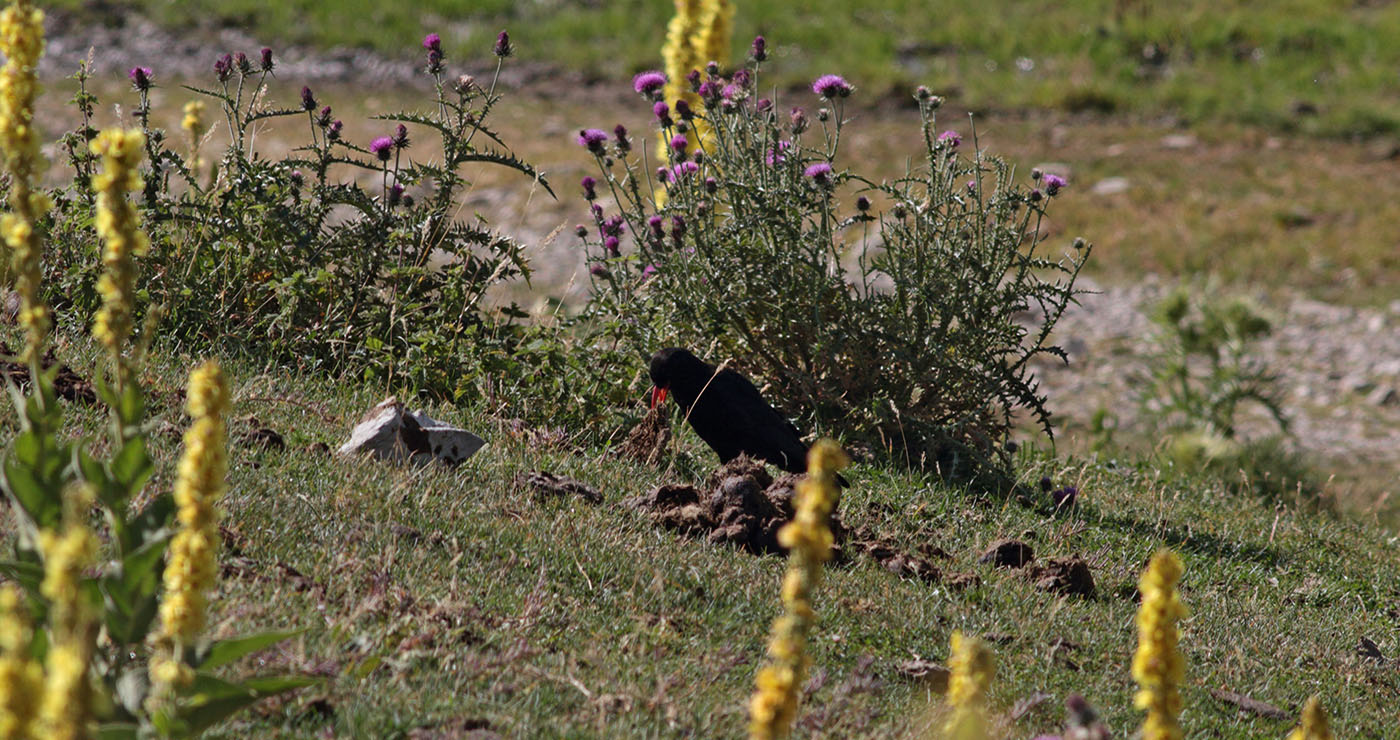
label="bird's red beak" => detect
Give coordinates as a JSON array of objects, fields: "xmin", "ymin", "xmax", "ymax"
[{"xmin": 650, "ymin": 386, "xmax": 669, "ymax": 409}]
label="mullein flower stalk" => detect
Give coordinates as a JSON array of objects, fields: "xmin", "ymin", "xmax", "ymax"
[
  {"xmin": 149, "ymin": 361, "xmax": 230, "ymax": 699},
  {"xmin": 747, "ymin": 440, "xmax": 848, "ymax": 740},
  {"xmin": 37, "ymin": 487, "xmax": 99, "ymax": 740},
  {"xmin": 1133, "ymin": 550, "xmax": 1188, "ymax": 740},
  {"xmin": 181, "ymin": 100, "xmax": 207, "ymax": 176},
  {"xmin": 0, "ymin": 0, "xmax": 53, "ymax": 363},
  {"xmin": 89, "ymin": 129, "xmax": 151, "ymax": 393},
  {"xmin": 0, "ymin": 586, "xmax": 42, "ymax": 740},
  {"xmin": 1286, "ymin": 697, "xmax": 1334, "ymax": 740},
  {"xmin": 942, "ymin": 631, "xmax": 995, "ymax": 740}
]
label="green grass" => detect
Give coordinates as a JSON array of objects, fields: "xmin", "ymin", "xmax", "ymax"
[
  {"xmin": 52, "ymin": 0, "xmax": 1400, "ymax": 137},
  {"xmin": 6, "ymin": 343, "xmax": 1397, "ymax": 737}
]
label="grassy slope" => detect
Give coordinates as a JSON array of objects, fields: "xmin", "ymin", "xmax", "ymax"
[
  {"xmin": 8, "ymin": 346, "xmax": 1396, "ymax": 737},
  {"xmin": 53, "ymin": 0, "xmax": 1400, "ymax": 137}
]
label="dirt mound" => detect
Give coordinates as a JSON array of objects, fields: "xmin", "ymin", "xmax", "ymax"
[
  {"xmin": 617, "ymin": 406, "xmax": 672, "ymax": 465},
  {"xmin": 625, "ymin": 458, "xmax": 971, "ymax": 587},
  {"xmin": 978, "ymin": 539, "xmax": 1035, "ymax": 569},
  {"xmin": 623, "ymin": 456, "xmax": 795, "ymax": 554},
  {"xmin": 1, "ymin": 344, "xmax": 97, "ymax": 405},
  {"xmin": 1027, "ymin": 556, "xmax": 1096, "ymax": 598}
]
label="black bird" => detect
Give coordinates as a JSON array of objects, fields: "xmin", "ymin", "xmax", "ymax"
[{"xmin": 649, "ymin": 347, "xmax": 842, "ymax": 482}]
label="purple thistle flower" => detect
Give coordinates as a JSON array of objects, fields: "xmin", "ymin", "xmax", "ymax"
[
  {"xmin": 590, "ymin": 203, "xmax": 604, "ymax": 220},
  {"xmin": 756, "ymin": 97, "xmax": 772, "ymax": 112},
  {"xmin": 327, "ymin": 120, "xmax": 343, "ymax": 140},
  {"xmin": 581, "ymin": 176, "xmax": 597, "ymax": 201},
  {"xmin": 790, "ymin": 107, "xmax": 808, "ymax": 134},
  {"xmin": 648, "ymin": 215, "xmax": 665, "ymax": 238},
  {"xmin": 393, "ymin": 123, "xmax": 410, "ymax": 149},
  {"xmin": 812, "ymin": 74, "xmax": 852, "ymax": 99},
  {"xmin": 697, "ymin": 80, "xmax": 722, "ymax": 105},
  {"xmin": 260, "ymin": 47, "xmax": 274, "ymax": 71},
  {"xmin": 493, "ymin": 30, "xmax": 513, "ymax": 58},
  {"xmin": 370, "ymin": 136, "xmax": 395, "ymax": 162},
  {"xmin": 575, "ymin": 224, "xmax": 589, "ymax": 238},
  {"xmin": 674, "ymin": 99, "xmax": 693, "ymax": 120},
  {"xmin": 289, "ymin": 170, "xmax": 304, "ymax": 187},
  {"xmin": 670, "ymin": 134, "xmax": 688, "ymax": 153},
  {"xmin": 705, "ymin": 176, "xmax": 718, "ymax": 194},
  {"xmin": 214, "ymin": 53, "xmax": 233, "ymax": 82},
  {"xmin": 613, "ymin": 124, "xmax": 631, "ymax": 152},
  {"xmin": 685, "ymin": 69, "xmax": 702, "ymax": 91},
  {"xmin": 642, "ymin": 263, "xmax": 658, "ymax": 278},
  {"xmin": 317, "ymin": 105, "xmax": 333, "ymax": 126},
  {"xmin": 653, "ymin": 101, "xmax": 673, "ymax": 127},
  {"xmin": 750, "ymin": 35, "xmax": 767, "ymax": 62},
  {"xmin": 423, "ymin": 33, "xmax": 442, "ymax": 52},
  {"xmin": 938, "ymin": 130, "xmax": 961, "ymax": 147},
  {"xmin": 656, "ymin": 166, "xmax": 671, "ymax": 184},
  {"xmin": 633, "ymin": 70, "xmax": 667, "ymax": 98},
  {"xmin": 234, "ymin": 52, "xmax": 252, "ymax": 75},
  {"xmin": 856, "ymin": 196, "xmax": 871, "ymax": 212},
  {"xmin": 603, "ymin": 215, "xmax": 625, "ymax": 238},
  {"xmin": 1043, "ymin": 173, "xmax": 1068, "ymax": 196},
  {"xmin": 604, "ymin": 236, "xmax": 620, "ymax": 256},
  {"xmin": 966, "ymin": 179, "xmax": 978, "ymax": 192},
  {"xmin": 731, "ymin": 68, "xmax": 752, "ymax": 89},
  {"xmin": 577, "ymin": 128, "xmax": 609, "ymax": 154},
  {"xmin": 671, "ymin": 214, "xmax": 686, "ymax": 237},
  {"xmin": 300, "ymin": 86, "xmax": 317, "ymax": 111},
  {"xmin": 128, "ymin": 66, "xmax": 152, "ymax": 92},
  {"xmin": 389, "ymin": 183, "xmax": 405, "ymax": 206},
  {"xmin": 804, "ymin": 161, "xmax": 834, "ymax": 185},
  {"xmin": 671, "ymin": 161, "xmax": 699, "ymax": 180},
  {"xmin": 590, "ymin": 262, "xmax": 610, "ymax": 278},
  {"xmin": 1051, "ymin": 486, "xmax": 1078, "ymax": 509}
]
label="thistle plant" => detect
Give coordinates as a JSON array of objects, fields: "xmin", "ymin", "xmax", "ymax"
[
  {"xmin": 580, "ymin": 41, "xmax": 1090, "ymax": 477},
  {"xmin": 942, "ymin": 631, "xmax": 994, "ymax": 740},
  {"xmin": 747, "ymin": 440, "xmax": 847, "ymax": 740},
  {"xmin": 1286, "ymin": 696, "xmax": 1334, "ymax": 740},
  {"xmin": 1132, "ymin": 550, "xmax": 1188, "ymax": 740},
  {"xmin": 38, "ymin": 31, "xmax": 550, "ymax": 406}
]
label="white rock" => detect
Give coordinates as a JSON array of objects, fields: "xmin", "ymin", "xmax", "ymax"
[
  {"xmin": 1091, "ymin": 177, "xmax": 1131, "ymax": 196},
  {"xmin": 337, "ymin": 397, "xmax": 485, "ymax": 466},
  {"xmin": 1160, "ymin": 133, "xmax": 1197, "ymax": 150}
]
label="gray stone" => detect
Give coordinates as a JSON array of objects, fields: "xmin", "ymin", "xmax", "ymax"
[
  {"xmin": 1160, "ymin": 133, "xmax": 1198, "ymax": 150},
  {"xmin": 1090, "ymin": 177, "xmax": 1131, "ymax": 196},
  {"xmin": 337, "ymin": 397, "xmax": 485, "ymax": 466}
]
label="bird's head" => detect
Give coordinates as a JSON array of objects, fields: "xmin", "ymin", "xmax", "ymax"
[{"xmin": 648, "ymin": 347, "xmax": 705, "ymax": 409}]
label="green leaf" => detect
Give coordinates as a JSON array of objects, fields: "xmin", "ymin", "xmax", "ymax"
[
  {"xmin": 97, "ymin": 722, "xmax": 140, "ymax": 740},
  {"xmin": 0, "ymin": 560, "xmax": 44, "ymax": 595},
  {"xmin": 111, "ymin": 437, "xmax": 153, "ymax": 492},
  {"xmin": 178, "ymin": 673, "xmax": 318, "ymax": 735},
  {"xmin": 197, "ymin": 630, "xmax": 302, "ymax": 670}
]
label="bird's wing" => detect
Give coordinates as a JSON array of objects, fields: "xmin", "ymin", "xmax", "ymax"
[{"xmin": 705, "ymin": 370, "xmax": 811, "ymax": 472}]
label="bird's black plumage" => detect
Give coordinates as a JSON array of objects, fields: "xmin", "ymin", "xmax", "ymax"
[{"xmin": 648, "ymin": 347, "xmax": 816, "ymax": 475}]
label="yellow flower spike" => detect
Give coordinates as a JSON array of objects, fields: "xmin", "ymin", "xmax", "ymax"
[
  {"xmin": 942, "ymin": 630, "xmax": 995, "ymax": 740},
  {"xmin": 1132, "ymin": 550, "xmax": 1188, "ymax": 740},
  {"xmin": 89, "ymin": 128, "xmax": 150, "ymax": 389},
  {"xmin": 150, "ymin": 360, "xmax": 229, "ymax": 700},
  {"xmin": 747, "ymin": 439, "xmax": 847, "ymax": 740},
  {"xmin": 1286, "ymin": 696, "xmax": 1334, "ymax": 740},
  {"xmin": 37, "ymin": 512, "xmax": 99, "ymax": 740},
  {"xmin": 0, "ymin": 0, "xmax": 50, "ymax": 362},
  {"xmin": 181, "ymin": 100, "xmax": 206, "ymax": 172},
  {"xmin": 696, "ymin": 0, "xmax": 735, "ymax": 71},
  {"xmin": 0, "ymin": 585, "xmax": 43, "ymax": 740}
]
